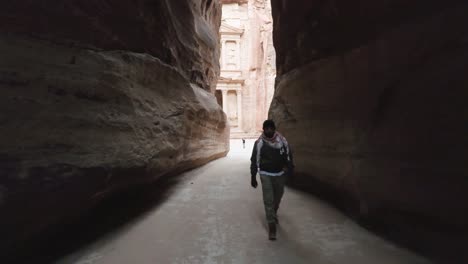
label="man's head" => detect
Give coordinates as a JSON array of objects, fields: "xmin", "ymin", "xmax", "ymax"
[{"xmin": 263, "ymin": 119, "xmax": 276, "ymax": 138}]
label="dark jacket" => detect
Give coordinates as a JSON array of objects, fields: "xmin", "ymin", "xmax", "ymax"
[{"xmin": 250, "ymin": 139, "xmax": 294, "ymax": 176}]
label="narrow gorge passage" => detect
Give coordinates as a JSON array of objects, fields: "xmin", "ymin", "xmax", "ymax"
[
  {"xmin": 1, "ymin": 0, "xmax": 467, "ymax": 263},
  {"xmin": 54, "ymin": 140, "xmax": 429, "ymax": 264}
]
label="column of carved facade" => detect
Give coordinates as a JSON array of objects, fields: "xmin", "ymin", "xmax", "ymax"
[
  {"xmin": 237, "ymin": 89, "xmax": 243, "ymax": 130},
  {"xmin": 222, "ymin": 90, "xmax": 228, "ymax": 114}
]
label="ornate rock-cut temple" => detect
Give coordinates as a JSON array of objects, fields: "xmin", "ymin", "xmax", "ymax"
[{"xmin": 217, "ymin": 0, "xmax": 276, "ymax": 138}]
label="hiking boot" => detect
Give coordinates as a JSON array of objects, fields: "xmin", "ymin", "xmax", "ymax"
[{"xmin": 268, "ymin": 223, "xmax": 277, "ymax": 241}]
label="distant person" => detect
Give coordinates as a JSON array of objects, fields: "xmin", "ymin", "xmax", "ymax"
[
  {"xmin": 250, "ymin": 119, "xmax": 294, "ymax": 240},
  {"xmin": 242, "ymin": 138, "xmax": 246, "ymax": 149}
]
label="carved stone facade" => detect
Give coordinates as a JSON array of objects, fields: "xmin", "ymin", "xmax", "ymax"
[{"xmin": 217, "ymin": 0, "xmax": 276, "ymax": 138}]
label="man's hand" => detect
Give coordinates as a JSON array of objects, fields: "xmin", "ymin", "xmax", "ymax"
[
  {"xmin": 285, "ymin": 165, "xmax": 295, "ymax": 185},
  {"xmin": 251, "ymin": 176, "xmax": 258, "ymax": 188}
]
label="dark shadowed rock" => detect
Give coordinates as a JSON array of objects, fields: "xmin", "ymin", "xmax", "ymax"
[{"xmin": 270, "ymin": 0, "xmax": 468, "ymax": 239}]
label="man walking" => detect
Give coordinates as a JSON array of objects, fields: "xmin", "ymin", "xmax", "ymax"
[{"xmin": 250, "ymin": 120, "xmax": 294, "ymax": 240}]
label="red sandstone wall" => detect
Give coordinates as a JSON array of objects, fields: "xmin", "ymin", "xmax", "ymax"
[
  {"xmin": 0, "ymin": 0, "xmax": 228, "ymax": 258},
  {"xmin": 0, "ymin": 0, "xmax": 221, "ymax": 92},
  {"xmin": 270, "ymin": 0, "xmax": 468, "ymax": 232}
]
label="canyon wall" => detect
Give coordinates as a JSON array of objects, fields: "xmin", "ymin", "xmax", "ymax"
[
  {"xmin": 270, "ymin": 0, "xmax": 468, "ymax": 231},
  {"xmin": 0, "ymin": 0, "xmax": 228, "ymax": 255}
]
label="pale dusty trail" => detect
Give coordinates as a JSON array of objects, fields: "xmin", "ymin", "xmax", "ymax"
[{"xmin": 56, "ymin": 140, "xmax": 430, "ymax": 264}]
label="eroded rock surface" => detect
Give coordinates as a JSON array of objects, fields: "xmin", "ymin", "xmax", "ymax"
[
  {"xmin": 0, "ymin": 0, "xmax": 221, "ymax": 91},
  {"xmin": 270, "ymin": 0, "xmax": 468, "ymax": 233},
  {"xmin": 0, "ymin": 0, "xmax": 228, "ymax": 256}
]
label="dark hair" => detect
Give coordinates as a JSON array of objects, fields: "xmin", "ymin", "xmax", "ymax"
[{"xmin": 263, "ymin": 119, "xmax": 276, "ymax": 129}]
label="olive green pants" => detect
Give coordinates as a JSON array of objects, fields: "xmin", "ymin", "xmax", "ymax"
[{"xmin": 260, "ymin": 174, "xmax": 286, "ymax": 224}]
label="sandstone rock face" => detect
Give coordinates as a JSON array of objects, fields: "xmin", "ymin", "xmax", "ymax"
[
  {"xmin": 270, "ymin": 0, "xmax": 468, "ymax": 230},
  {"xmin": 0, "ymin": 0, "xmax": 221, "ymax": 92},
  {"xmin": 0, "ymin": 0, "xmax": 228, "ymax": 255}
]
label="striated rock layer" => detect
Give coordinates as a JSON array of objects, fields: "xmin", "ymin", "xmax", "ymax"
[
  {"xmin": 0, "ymin": 0, "xmax": 228, "ymax": 256},
  {"xmin": 0, "ymin": 0, "xmax": 222, "ymax": 91},
  {"xmin": 270, "ymin": 0, "xmax": 468, "ymax": 233}
]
